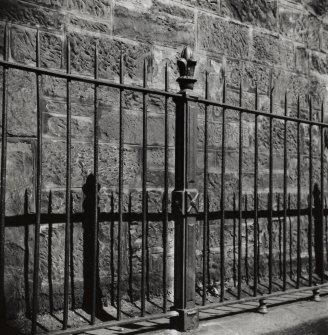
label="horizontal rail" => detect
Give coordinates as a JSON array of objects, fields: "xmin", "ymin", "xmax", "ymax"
[
  {"xmin": 46, "ymin": 311, "xmax": 179, "ymax": 335},
  {"xmin": 4, "ymin": 208, "xmax": 324, "ymax": 227},
  {"xmin": 0, "ymin": 59, "xmax": 180, "ymax": 99},
  {"xmin": 1, "ymin": 60, "xmax": 327, "ymax": 127}
]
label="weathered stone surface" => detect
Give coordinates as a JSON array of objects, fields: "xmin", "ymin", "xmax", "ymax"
[
  {"xmin": 42, "ymin": 141, "xmax": 141, "ymax": 189},
  {"xmin": 68, "ymin": 32, "xmax": 152, "ymax": 82},
  {"xmin": 197, "ymin": 120, "xmax": 251, "ymax": 149},
  {"xmin": 68, "ymin": 15, "xmax": 111, "ymax": 34},
  {"xmin": 44, "ymin": 114, "xmax": 93, "ymax": 140},
  {"xmin": 309, "ymin": 74, "xmax": 327, "ymax": 109},
  {"xmin": 99, "ymin": 110, "xmax": 175, "ymax": 146},
  {"xmin": 221, "ymin": 0, "xmax": 277, "ymax": 31},
  {"xmin": 40, "ymin": 32, "xmax": 63, "ymax": 69},
  {"xmin": 321, "ymin": 24, "xmax": 328, "ymax": 52},
  {"xmin": 113, "ymin": 0, "xmax": 195, "ymax": 47},
  {"xmin": 0, "ymin": 1, "xmax": 64, "ymax": 30},
  {"xmin": 271, "ymin": 69, "xmax": 309, "ymax": 107},
  {"xmin": 225, "ymin": 58, "xmax": 242, "ymax": 90},
  {"xmin": 176, "ymin": 0, "xmax": 219, "ymax": 13},
  {"xmin": 243, "ymin": 61, "xmax": 271, "ymax": 95},
  {"xmin": 279, "ymin": 5, "xmax": 321, "ymax": 50},
  {"xmin": 295, "ymin": 46, "xmax": 309, "ymax": 74},
  {"xmin": 252, "ymin": 32, "xmax": 294, "ymax": 70},
  {"xmin": 43, "ymin": 99, "xmax": 96, "ymax": 118},
  {"xmin": 152, "ymin": 45, "xmax": 181, "ymax": 92},
  {"xmin": 198, "ymin": 14, "xmax": 250, "ymax": 59},
  {"xmin": 42, "ymin": 78, "xmax": 122, "ymax": 109},
  {"xmin": 67, "ymin": 0, "xmax": 111, "ymax": 17},
  {"xmin": 10, "ymin": 26, "xmax": 36, "ymax": 65},
  {"xmin": 23, "ymin": 0, "xmax": 65, "ymax": 8},
  {"xmin": 310, "ymin": 51, "xmax": 328, "ymax": 74},
  {"xmin": 9, "ymin": 26, "xmax": 62, "ymax": 71},
  {"xmin": 2, "ymin": 0, "xmax": 327, "ymax": 319},
  {"xmin": 0, "ymin": 23, "xmax": 4, "ymax": 58},
  {"xmin": 5, "ymin": 141, "xmax": 34, "ymax": 215},
  {"xmin": 7, "ymin": 69, "xmax": 37, "ymax": 137}
]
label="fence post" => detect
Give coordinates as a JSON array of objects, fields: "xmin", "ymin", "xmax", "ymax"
[{"xmin": 171, "ymin": 46, "xmax": 199, "ymax": 331}]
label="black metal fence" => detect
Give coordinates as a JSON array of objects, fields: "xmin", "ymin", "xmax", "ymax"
[{"xmin": 0, "ymin": 24, "xmax": 327, "ymax": 334}]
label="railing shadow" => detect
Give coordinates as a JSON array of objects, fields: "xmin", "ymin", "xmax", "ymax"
[{"xmin": 3, "ymin": 183, "xmax": 328, "ymax": 326}]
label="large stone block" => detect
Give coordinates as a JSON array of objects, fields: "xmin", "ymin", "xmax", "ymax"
[
  {"xmin": 113, "ymin": 0, "xmax": 195, "ymax": 47},
  {"xmin": 44, "ymin": 113, "xmax": 94, "ymax": 141},
  {"xmin": 67, "ymin": 0, "xmax": 111, "ymax": 18},
  {"xmin": 309, "ymin": 74, "xmax": 327, "ymax": 110},
  {"xmin": 176, "ymin": 0, "xmax": 219, "ymax": 13},
  {"xmin": 198, "ymin": 13, "xmax": 250, "ymax": 59},
  {"xmin": 243, "ymin": 61, "xmax": 271, "ymax": 95},
  {"xmin": 147, "ymin": 147, "xmax": 175, "ymax": 171},
  {"xmin": 42, "ymin": 140, "xmax": 142, "ymax": 189},
  {"xmin": 295, "ymin": 46, "xmax": 309, "ymax": 75},
  {"xmin": 310, "ymin": 51, "xmax": 328, "ymax": 75},
  {"xmin": 67, "ymin": 32, "xmax": 152, "ymax": 83},
  {"xmin": 0, "ymin": 23, "xmax": 4, "ymax": 58},
  {"xmin": 152, "ymin": 45, "xmax": 181, "ymax": 92},
  {"xmin": 279, "ymin": 4, "xmax": 321, "ymax": 50},
  {"xmin": 10, "ymin": 26, "xmax": 36, "ymax": 65},
  {"xmin": 10, "ymin": 27, "xmax": 62, "ymax": 68},
  {"xmin": 0, "ymin": 1, "xmax": 64, "ymax": 30},
  {"xmin": 197, "ymin": 120, "xmax": 251, "ymax": 149},
  {"xmin": 221, "ymin": 0, "xmax": 277, "ymax": 31},
  {"xmin": 7, "ymin": 69, "xmax": 37, "ymax": 137},
  {"xmin": 251, "ymin": 32, "xmax": 294, "ymax": 70},
  {"xmin": 5, "ymin": 141, "xmax": 34, "ymax": 215},
  {"xmin": 42, "ymin": 78, "xmax": 122, "ymax": 110},
  {"xmin": 99, "ymin": 108, "xmax": 175, "ymax": 146},
  {"xmin": 40, "ymin": 32, "xmax": 63, "ymax": 69},
  {"xmin": 68, "ymin": 15, "xmax": 111, "ymax": 34},
  {"xmin": 271, "ymin": 69, "xmax": 309, "ymax": 107},
  {"xmin": 321, "ymin": 24, "xmax": 328, "ymax": 53},
  {"xmin": 22, "ymin": 0, "xmax": 65, "ymax": 8}
]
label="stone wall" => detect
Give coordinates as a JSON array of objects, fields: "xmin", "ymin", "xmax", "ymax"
[{"xmin": 1, "ymin": 0, "xmax": 328, "ymax": 318}]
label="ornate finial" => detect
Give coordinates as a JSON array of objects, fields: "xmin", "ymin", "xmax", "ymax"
[{"xmin": 177, "ymin": 46, "xmax": 197, "ymax": 91}]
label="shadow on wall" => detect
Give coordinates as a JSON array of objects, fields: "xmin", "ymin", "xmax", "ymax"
[
  {"xmin": 313, "ymin": 183, "xmax": 324, "ymax": 278},
  {"xmin": 82, "ymin": 174, "xmax": 112, "ymax": 322},
  {"xmin": 2, "ymin": 179, "xmax": 328, "ymax": 320}
]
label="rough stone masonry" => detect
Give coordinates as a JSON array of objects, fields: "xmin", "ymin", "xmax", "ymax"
[{"xmin": 1, "ymin": 0, "xmax": 328, "ymax": 319}]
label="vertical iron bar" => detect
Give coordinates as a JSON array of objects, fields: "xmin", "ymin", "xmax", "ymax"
[
  {"xmin": 296, "ymin": 96, "xmax": 301, "ymax": 289},
  {"xmin": 309, "ymin": 98, "xmax": 313, "ymax": 287},
  {"xmin": 325, "ymin": 197, "xmax": 328, "ymax": 271},
  {"xmin": 289, "ymin": 194, "xmax": 293, "ymax": 280},
  {"xmin": 0, "ymin": 24, "xmax": 8, "ymax": 321},
  {"xmin": 32, "ymin": 30, "xmax": 42, "ymax": 334},
  {"xmin": 269, "ymin": 88, "xmax": 273, "ymax": 294},
  {"xmin": 91, "ymin": 44, "xmax": 99, "ymax": 325},
  {"xmin": 202, "ymin": 72, "xmax": 209, "ymax": 306},
  {"xmin": 320, "ymin": 101, "xmax": 325, "ymax": 284},
  {"xmin": 237, "ymin": 81, "xmax": 243, "ymax": 299},
  {"xmin": 220, "ymin": 76, "xmax": 226, "ymax": 302},
  {"xmin": 277, "ymin": 194, "xmax": 282, "ymax": 277},
  {"xmin": 233, "ymin": 193, "xmax": 237, "ymax": 287},
  {"xmin": 117, "ymin": 52, "xmax": 124, "ymax": 320},
  {"xmin": 141, "ymin": 59, "xmax": 147, "ymax": 316},
  {"xmin": 244, "ymin": 195, "xmax": 249, "ymax": 285},
  {"xmin": 253, "ymin": 86, "xmax": 259, "ymax": 297},
  {"xmin": 63, "ymin": 40, "xmax": 71, "ymax": 330},
  {"xmin": 283, "ymin": 93, "xmax": 288, "ymax": 290},
  {"xmin": 163, "ymin": 63, "xmax": 169, "ymax": 312}
]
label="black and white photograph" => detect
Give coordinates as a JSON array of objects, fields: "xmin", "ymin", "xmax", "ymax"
[{"xmin": 0, "ymin": 0, "xmax": 327, "ymax": 334}]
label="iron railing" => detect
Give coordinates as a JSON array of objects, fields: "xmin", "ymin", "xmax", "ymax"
[{"xmin": 0, "ymin": 24, "xmax": 327, "ymax": 334}]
